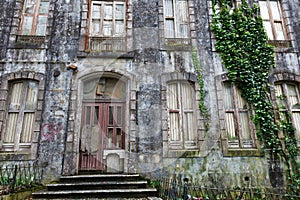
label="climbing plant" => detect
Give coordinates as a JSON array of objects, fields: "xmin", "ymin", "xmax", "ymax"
[
  {"xmin": 192, "ymin": 47, "xmax": 209, "ymax": 131},
  {"xmin": 212, "ymin": 0, "xmax": 300, "ymax": 195}
]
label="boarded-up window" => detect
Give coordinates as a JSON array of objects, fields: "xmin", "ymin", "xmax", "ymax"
[
  {"xmin": 90, "ymin": 1, "xmax": 125, "ymax": 37},
  {"xmin": 167, "ymin": 81, "xmax": 196, "ymax": 149},
  {"xmin": 275, "ymin": 83, "xmax": 300, "ymax": 140},
  {"xmin": 3, "ymin": 81, "xmax": 38, "ymax": 150},
  {"xmin": 164, "ymin": 0, "xmax": 190, "ymax": 38},
  {"xmin": 223, "ymin": 82, "xmax": 256, "ymax": 148},
  {"xmin": 259, "ymin": 0, "xmax": 286, "ymax": 40},
  {"xmin": 20, "ymin": 0, "xmax": 49, "ymax": 35}
]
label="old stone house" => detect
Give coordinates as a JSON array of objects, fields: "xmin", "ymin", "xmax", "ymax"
[{"xmin": 0, "ymin": 0, "xmax": 299, "ymax": 188}]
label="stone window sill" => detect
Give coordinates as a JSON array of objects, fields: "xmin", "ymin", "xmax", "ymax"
[
  {"xmin": 268, "ymin": 40, "xmax": 292, "ymax": 48},
  {"xmin": 163, "ymin": 38, "xmax": 192, "ymax": 51},
  {"xmin": 15, "ymin": 35, "xmax": 46, "ymax": 48},
  {"xmin": 224, "ymin": 148, "xmax": 262, "ymax": 157},
  {"xmin": 164, "ymin": 150, "xmax": 200, "ymax": 158},
  {"xmin": 0, "ymin": 152, "xmax": 31, "ymax": 161}
]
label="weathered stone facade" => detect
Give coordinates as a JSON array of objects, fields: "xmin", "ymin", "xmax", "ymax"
[{"xmin": 0, "ymin": 0, "xmax": 299, "ymax": 188}]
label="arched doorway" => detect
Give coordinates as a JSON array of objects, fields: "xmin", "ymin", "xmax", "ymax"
[{"xmin": 79, "ymin": 75, "xmax": 127, "ymax": 172}]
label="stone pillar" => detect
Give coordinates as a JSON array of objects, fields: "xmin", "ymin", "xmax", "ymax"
[
  {"xmin": 37, "ymin": 64, "xmax": 72, "ymax": 182},
  {"xmin": 132, "ymin": 0, "xmax": 163, "ymax": 173},
  {"xmin": 0, "ymin": 0, "xmax": 17, "ymax": 60},
  {"xmin": 37, "ymin": 0, "xmax": 80, "ymax": 182}
]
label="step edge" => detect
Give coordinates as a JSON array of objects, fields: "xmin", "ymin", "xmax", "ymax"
[
  {"xmin": 60, "ymin": 174, "xmax": 140, "ymax": 179},
  {"xmin": 33, "ymin": 188, "xmax": 157, "ymax": 195},
  {"xmin": 47, "ymin": 181, "xmax": 148, "ymax": 187}
]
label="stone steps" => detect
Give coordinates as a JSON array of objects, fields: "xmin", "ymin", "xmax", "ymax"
[
  {"xmin": 59, "ymin": 174, "xmax": 142, "ymax": 183},
  {"xmin": 32, "ymin": 174, "xmax": 159, "ymax": 199},
  {"xmin": 33, "ymin": 188, "xmax": 158, "ymax": 199},
  {"xmin": 46, "ymin": 181, "xmax": 148, "ymax": 191}
]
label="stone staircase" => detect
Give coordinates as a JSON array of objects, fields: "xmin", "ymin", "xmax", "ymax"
[{"xmin": 32, "ymin": 174, "xmax": 159, "ymax": 199}]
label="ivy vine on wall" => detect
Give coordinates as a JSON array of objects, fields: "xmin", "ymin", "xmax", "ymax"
[
  {"xmin": 192, "ymin": 47, "xmax": 209, "ymax": 132},
  {"xmin": 212, "ymin": 0, "xmax": 300, "ymax": 195}
]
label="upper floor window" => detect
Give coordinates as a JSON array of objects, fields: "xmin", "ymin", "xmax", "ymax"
[
  {"xmin": 223, "ymin": 82, "xmax": 256, "ymax": 148},
  {"xmin": 88, "ymin": 1, "xmax": 126, "ymax": 52},
  {"xmin": 164, "ymin": 0, "xmax": 190, "ymax": 38},
  {"xmin": 3, "ymin": 80, "xmax": 38, "ymax": 151},
  {"xmin": 167, "ymin": 81, "xmax": 197, "ymax": 150},
  {"xmin": 19, "ymin": 0, "xmax": 49, "ymax": 36},
  {"xmin": 275, "ymin": 83, "xmax": 300, "ymax": 141},
  {"xmin": 259, "ymin": 0, "xmax": 287, "ymax": 40},
  {"xmin": 90, "ymin": 1, "xmax": 125, "ymax": 37}
]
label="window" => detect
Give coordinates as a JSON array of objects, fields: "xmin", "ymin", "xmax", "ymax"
[
  {"xmin": 275, "ymin": 83, "xmax": 300, "ymax": 140},
  {"xmin": 164, "ymin": 0, "xmax": 190, "ymax": 38},
  {"xmin": 88, "ymin": 1, "xmax": 126, "ymax": 52},
  {"xmin": 90, "ymin": 1, "xmax": 125, "ymax": 37},
  {"xmin": 259, "ymin": 0, "xmax": 286, "ymax": 40},
  {"xmin": 19, "ymin": 0, "xmax": 49, "ymax": 36},
  {"xmin": 3, "ymin": 81, "xmax": 38, "ymax": 151},
  {"xmin": 167, "ymin": 81, "xmax": 196, "ymax": 149},
  {"xmin": 223, "ymin": 82, "xmax": 256, "ymax": 148}
]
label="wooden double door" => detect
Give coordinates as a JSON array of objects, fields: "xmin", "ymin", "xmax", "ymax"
[{"xmin": 79, "ymin": 101, "xmax": 125, "ymax": 171}]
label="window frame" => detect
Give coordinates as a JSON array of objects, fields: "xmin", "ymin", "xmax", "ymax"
[
  {"xmin": 163, "ymin": 0, "xmax": 190, "ymax": 39},
  {"xmin": 19, "ymin": 0, "xmax": 50, "ymax": 36},
  {"xmin": 87, "ymin": 0, "xmax": 127, "ymax": 52},
  {"xmin": 274, "ymin": 82, "xmax": 300, "ymax": 143},
  {"xmin": 2, "ymin": 80, "xmax": 39, "ymax": 151},
  {"xmin": 222, "ymin": 82, "xmax": 257, "ymax": 149},
  {"xmin": 167, "ymin": 80, "xmax": 197, "ymax": 150},
  {"xmin": 258, "ymin": 0, "xmax": 288, "ymax": 41},
  {"xmin": 89, "ymin": 0, "xmax": 126, "ymax": 37}
]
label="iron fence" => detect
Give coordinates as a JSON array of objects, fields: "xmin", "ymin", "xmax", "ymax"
[
  {"xmin": 0, "ymin": 160, "xmax": 44, "ymax": 195},
  {"xmin": 153, "ymin": 178, "xmax": 300, "ymax": 200}
]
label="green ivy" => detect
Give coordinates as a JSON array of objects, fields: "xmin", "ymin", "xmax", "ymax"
[
  {"xmin": 192, "ymin": 47, "xmax": 209, "ymax": 132},
  {"xmin": 212, "ymin": 0, "xmax": 299, "ymax": 195}
]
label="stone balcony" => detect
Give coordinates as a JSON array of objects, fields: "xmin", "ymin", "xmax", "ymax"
[{"xmin": 88, "ymin": 37, "xmax": 126, "ymax": 52}]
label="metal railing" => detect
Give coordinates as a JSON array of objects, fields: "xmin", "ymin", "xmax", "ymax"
[
  {"xmin": 164, "ymin": 38, "xmax": 191, "ymax": 50},
  {"xmin": 0, "ymin": 161, "xmax": 44, "ymax": 195},
  {"xmin": 88, "ymin": 37, "xmax": 126, "ymax": 52},
  {"xmin": 16, "ymin": 35, "xmax": 46, "ymax": 45},
  {"xmin": 153, "ymin": 178, "xmax": 300, "ymax": 200}
]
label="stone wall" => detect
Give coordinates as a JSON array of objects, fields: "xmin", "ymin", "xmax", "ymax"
[{"xmin": 161, "ymin": 152, "xmax": 275, "ymax": 188}]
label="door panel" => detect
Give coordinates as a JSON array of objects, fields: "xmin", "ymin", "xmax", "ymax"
[{"xmin": 79, "ymin": 102, "xmax": 125, "ymax": 171}]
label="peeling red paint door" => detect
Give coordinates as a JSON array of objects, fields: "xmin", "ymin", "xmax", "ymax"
[{"xmin": 79, "ymin": 101, "xmax": 125, "ymax": 171}]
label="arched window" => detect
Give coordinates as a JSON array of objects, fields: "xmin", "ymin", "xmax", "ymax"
[
  {"xmin": 3, "ymin": 80, "xmax": 38, "ymax": 151},
  {"xmin": 222, "ymin": 82, "xmax": 256, "ymax": 148},
  {"xmin": 275, "ymin": 82, "xmax": 300, "ymax": 141},
  {"xmin": 167, "ymin": 80, "xmax": 197, "ymax": 149}
]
